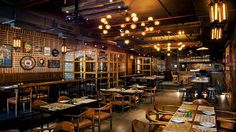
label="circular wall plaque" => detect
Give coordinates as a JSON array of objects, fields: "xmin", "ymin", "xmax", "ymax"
[
  {"xmin": 52, "ymin": 49, "xmax": 59, "ymax": 57},
  {"xmin": 20, "ymin": 56, "xmax": 36, "ymax": 70}
]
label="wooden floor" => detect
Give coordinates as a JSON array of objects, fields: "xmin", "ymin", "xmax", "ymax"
[{"xmin": 0, "ymin": 90, "xmax": 231, "ymax": 131}]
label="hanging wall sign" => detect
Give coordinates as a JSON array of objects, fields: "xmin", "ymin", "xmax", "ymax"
[
  {"xmin": 20, "ymin": 56, "xmax": 36, "ymax": 70},
  {"xmin": 23, "ymin": 41, "xmax": 32, "ymax": 53},
  {"xmin": 51, "ymin": 49, "xmax": 59, "ymax": 57}
]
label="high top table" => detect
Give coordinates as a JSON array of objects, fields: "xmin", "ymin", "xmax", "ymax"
[{"xmin": 163, "ymin": 103, "xmax": 217, "ymax": 132}]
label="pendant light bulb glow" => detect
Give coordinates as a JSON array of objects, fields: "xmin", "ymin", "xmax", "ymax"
[
  {"xmin": 124, "ymin": 39, "xmax": 130, "ymax": 44},
  {"xmin": 98, "ymin": 25, "xmax": 103, "ymax": 30},
  {"xmin": 141, "ymin": 22, "xmax": 146, "ymax": 26},
  {"xmin": 154, "ymin": 20, "xmax": 160, "ymax": 25},
  {"xmin": 105, "ymin": 24, "xmax": 111, "ymax": 30},
  {"xmin": 100, "ymin": 18, "xmax": 106, "ymax": 23},
  {"xmin": 148, "ymin": 16, "xmax": 154, "ymax": 21},
  {"xmin": 125, "ymin": 16, "xmax": 130, "ymax": 22},
  {"xmin": 121, "ymin": 24, "xmax": 126, "ymax": 28},
  {"xmin": 132, "ymin": 16, "xmax": 139, "ymax": 22},
  {"xmin": 103, "ymin": 30, "xmax": 108, "ymax": 34},
  {"xmin": 106, "ymin": 14, "xmax": 112, "ymax": 19},
  {"xmin": 131, "ymin": 13, "xmax": 137, "ymax": 17},
  {"xmin": 130, "ymin": 24, "xmax": 137, "ymax": 29},
  {"xmin": 141, "ymin": 32, "xmax": 146, "ymax": 36}
]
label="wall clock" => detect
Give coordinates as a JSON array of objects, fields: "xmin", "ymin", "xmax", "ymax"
[
  {"xmin": 52, "ymin": 49, "xmax": 59, "ymax": 57},
  {"xmin": 20, "ymin": 56, "xmax": 36, "ymax": 70}
]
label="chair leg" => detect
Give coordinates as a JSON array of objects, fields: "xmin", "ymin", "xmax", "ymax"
[
  {"xmin": 110, "ymin": 118, "xmax": 112, "ymax": 131},
  {"xmin": 98, "ymin": 120, "xmax": 101, "ymax": 132},
  {"xmin": 7, "ymin": 100, "xmax": 9, "ymax": 114}
]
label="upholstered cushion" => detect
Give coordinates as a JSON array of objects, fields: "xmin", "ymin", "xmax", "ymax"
[
  {"xmin": 73, "ymin": 119, "xmax": 92, "ymax": 129},
  {"xmin": 160, "ymin": 114, "xmax": 172, "ymax": 122},
  {"xmin": 87, "ymin": 111, "xmax": 111, "ymax": 121},
  {"xmin": 112, "ymin": 101, "xmax": 130, "ymax": 106}
]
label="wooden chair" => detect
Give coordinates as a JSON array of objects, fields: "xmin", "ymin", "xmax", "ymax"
[
  {"xmin": 64, "ymin": 108, "xmax": 95, "ymax": 132},
  {"xmin": 111, "ymin": 92, "xmax": 131, "ymax": 112},
  {"xmin": 216, "ymin": 110, "xmax": 236, "ymax": 131},
  {"xmin": 32, "ymin": 121, "xmax": 75, "ymax": 132},
  {"xmin": 132, "ymin": 120, "xmax": 153, "ymax": 132},
  {"xmin": 145, "ymin": 110, "xmax": 168, "ymax": 131},
  {"xmin": 33, "ymin": 86, "xmax": 50, "ymax": 100},
  {"xmin": 153, "ymin": 102, "xmax": 179, "ymax": 121},
  {"xmin": 7, "ymin": 87, "xmax": 33, "ymax": 116},
  {"xmin": 192, "ymin": 99, "xmax": 212, "ymax": 106},
  {"xmin": 86, "ymin": 103, "xmax": 113, "ymax": 132},
  {"xmin": 142, "ymin": 86, "xmax": 157, "ymax": 104}
]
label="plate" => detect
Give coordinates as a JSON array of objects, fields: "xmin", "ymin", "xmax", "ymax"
[
  {"xmin": 183, "ymin": 102, "xmax": 193, "ymax": 105},
  {"xmin": 200, "ymin": 122, "xmax": 215, "ymax": 128},
  {"xmin": 202, "ymin": 111, "xmax": 215, "ymax": 115},
  {"xmin": 171, "ymin": 117, "xmax": 185, "ymax": 123},
  {"xmin": 48, "ymin": 108, "xmax": 57, "ymax": 111},
  {"xmin": 59, "ymin": 100, "xmax": 70, "ymax": 103},
  {"xmin": 178, "ymin": 108, "xmax": 187, "ymax": 112}
]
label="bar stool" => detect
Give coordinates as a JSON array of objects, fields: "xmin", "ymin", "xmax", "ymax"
[
  {"xmin": 207, "ymin": 87, "xmax": 217, "ymax": 104},
  {"xmin": 180, "ymin": 85, "xmax": 194, "ymax": 101}
]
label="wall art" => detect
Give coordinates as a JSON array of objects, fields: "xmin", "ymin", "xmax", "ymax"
[
  {"xmin": 48, "ymin": 60, "xmax": 60, "ymax": 68},
  {"xmin": 44, "ymin": 47, "xmax": 51, "ymax": 56},
  {"xmin": 0, "ymin": 44, "xmax": 12, "ymax": 67},
  {"xmin": 20, "ymin": 56, "xmax": 36, "ymax": 70}
]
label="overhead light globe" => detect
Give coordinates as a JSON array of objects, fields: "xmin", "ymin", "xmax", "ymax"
[
  {"xmin": 130, "ymin": 24, "xmax": 137, "ymax": 29},
  {"xmin": 167, "ymin": 53, "xmax": 171, "ymax": 56},
  {"xmin": 149, "ymin": 27, "xmax": 154, "ymax": 31},
  {"xmin": 121, "ymin": 24, "xmax": 126, "ymax": 28},
  {"xmin": 125, "ymin": 16, "xmax": 130, "ymax": 22},
  {"xmin": 157, "ymin": 47, "xmax": 160, "ymax": 51},
  {"xmin": 141, "ymin": 22, "xmax": 145, "ymax": 26},
  {"xmin": 154, "ymin": 20, "xmax": 160, "ymax": 25},
  {"xmin": 105, "ymin": 24, "xmax": 111, "ymax": 29},
  {"xmin": 120, "ymin": 33, "xmax": 125, "ymax": 37},
  {"xmin": 131, "ymin": 13, "xmax": 137, "ymax": 17},
  {"xmin": 100, "ymin": 18, "xmax": 106, "ymax": 23},
  {"xmin": 106, "ymin": 14, "xmax": 112, "ymax": 19},
  {"xmin": 124, "ymin": 39, "xmax": 130, "ymax": 44},
  {"xmin": 125, "ymin": 30, "xmax": 130, "ymax": 34},
  {"xmin": 103, "ymin": 30, "xmax": 108, "ymax": 34},
  {"xmin": 98, "ymin": 25, "xmax": 103, "ymax": 30},
  {"xmin": 148, "ymin": 16, "xmax": 154, "ymax": 21},
  {"xmin": 142, "ymin": 31, "xmax": 146, "ymax": 36},
  {"xmin": 132, "ymin": 16, "xmax": 139, "ymax": 22}
]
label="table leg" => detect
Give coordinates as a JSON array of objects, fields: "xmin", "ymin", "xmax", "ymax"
[{"xmin": 197, "ymin": 83, "xmax": 203, "ymax": 98}]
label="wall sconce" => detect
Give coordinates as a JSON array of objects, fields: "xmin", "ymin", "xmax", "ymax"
[
  {"xmin": 61, "ymin": 39, "xmax": 67, "ymax": 54},
  {"xmin": 13, "ymin": 37, "xmax": 21, "ymax": 51}
]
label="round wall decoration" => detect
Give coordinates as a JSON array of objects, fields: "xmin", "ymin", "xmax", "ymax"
[
  {"xmin": 20, "ymin": 56, "xmax": 36, "ymax": 70},
  {"xmin": 52, "ymin": 49, "xmax": 59, "ymax": 57}
]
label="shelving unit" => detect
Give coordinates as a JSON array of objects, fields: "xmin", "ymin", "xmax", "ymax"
[
  {"xmin": 135, "ymin": 57, "xmax": 152, "ymax": 75},
  {"xmin": 64, "ymin": 49, "xmax": 126, "ymax": 91}
]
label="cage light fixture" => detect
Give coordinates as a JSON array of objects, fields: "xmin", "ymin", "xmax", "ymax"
[{"xmin": 209, "ymin": 0, "xmax": 227, "ymax": 23}]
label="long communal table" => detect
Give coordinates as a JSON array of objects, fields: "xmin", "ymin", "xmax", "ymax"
[{"xmin": 163, "ymin": 103, "xmax": 217, "ymax": 132}]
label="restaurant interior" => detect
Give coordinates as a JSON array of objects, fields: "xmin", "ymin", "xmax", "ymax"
[{"xmin": 0, "ymin": 0, "xmax": 236, "ymax": 131}]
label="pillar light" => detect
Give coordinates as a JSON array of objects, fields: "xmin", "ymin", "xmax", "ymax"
[
  {"xmin": 13, "ymin": 37, "xmax": 21, "ymax": 51},
  {"xmin": 209, "ymin": 0, "xmax": 227, "ymax": 23},
  {"xmin": 62, "ymin": 39, "xmax": 67, "ymax": 54}
]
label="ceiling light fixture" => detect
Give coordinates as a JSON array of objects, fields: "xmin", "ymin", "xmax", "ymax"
[
  {"xmin": 154, "ymin": 20, "xmax": 160, "ymax": 25},
  {"xmin": 103, "ymin": 30, "xmax": 108, "ymax": 34},
  {"xmin": 141, "ymin": 22, "xmax": 146, "ymax": 26},
  {"xmin": 105, "ymin": 24, "xmax": 111, "ymax": 29},
  {"xmin": 196, "ymin": 47, "xmax": 209, "ymax": 51},
  {"xmin": 124, "ymin": 39, "xmax": 130, "ymax": 44},
  {"xmin": 148, "ymin": 16, "xmax": 154, "ymax": 21},
  {"xmin": 98, "ymin": 25, "xmax": 103, "ymax": 30},
  {"xmin": 130, "ymin": 24, "xmax": 137, "ymax": 29}
]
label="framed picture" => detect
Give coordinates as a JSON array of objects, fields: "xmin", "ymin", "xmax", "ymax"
[
  {"xmin": 35, "ymin": 46, "xmax": 43, "ymax": 52},
  {"xmin": 23, "ymin": 41, "xmax": 32, "ymax": 53},
  {"xmin": 48, "ymin": 60, "xmax": 60, "ymax": 68},
  {"xmin": 20, "ymin": 56, "xmax": 36, "ymax": 70},
  {"xmin": 37, "ymin": 57, "xmax": 46, "ymax": 67},
  {"xmin": 0, "ymin": 44, "xmax": 12, "ymax": 67},
  {"xmin": 44, "ymin": 47, "xmax": 51, "ymax": 56}
]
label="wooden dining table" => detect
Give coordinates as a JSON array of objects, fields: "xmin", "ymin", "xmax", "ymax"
[
  {"xmin": 33, "ymin": 98, "xmax": 98, "ymax": 128},
  {"xmin": 163, "ymin": 103, "xmax": 217, "ymax": 132}
]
